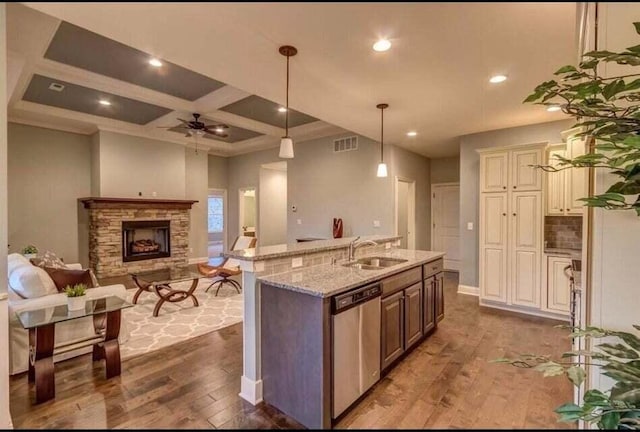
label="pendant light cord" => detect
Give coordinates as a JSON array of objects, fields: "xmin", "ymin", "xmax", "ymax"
[
  {"xmin": 285, "ymin": 54, "xmax": 290, "ymax": 137},
  {"xmin": 380, "ymin": 107, "xmax": 384, "ymax": 162}
]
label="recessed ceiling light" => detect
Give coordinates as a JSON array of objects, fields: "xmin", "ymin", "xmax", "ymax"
[
  {"xmin": 489, "ymin": 75, "xmax": 507, "ymax": 84},
  {"xmin": 48, "ymin": 83, "xmax": 65, "ymax": 92},
  {"xmin": 373, "ymin": 39, "xmax": 391, "ymax": 52},
  {"xmin": 278, "ymin": 107, "xmax": 287, "ymax": 113},
  {"xmin": 407, "ymin": 131, "xmax": 418, "ymax": 137},
  {"xmin": 547, "ymin": 105, "xmax": 562, "ymax": 112},
  {"xmin": 149, "ymin": 58, "xmax": 163, "ymax": 67},
  {"xmin": 98, "ymin": 100, "xmax": 111, "ymax": 106},
  {"xmin": 215, "ymin": 127, "xmax": 224, "ymax": 133}
]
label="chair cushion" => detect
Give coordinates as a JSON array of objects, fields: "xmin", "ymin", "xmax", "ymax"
[
  {"xmin": 42, "ymin": 267, "xmax": 95, "ymax": 292},
  {"xmin": 8, "ymin": 265, "xmax": 58, "ymax": 299}
]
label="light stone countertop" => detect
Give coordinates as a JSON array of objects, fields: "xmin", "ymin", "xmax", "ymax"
[
  {"xmin": 223, "ymin": 234, "xmax": 401, "ymax": 261},
  {"xmin": 257, "ymin": 249, "xmax": 445, "ymax": 298}
]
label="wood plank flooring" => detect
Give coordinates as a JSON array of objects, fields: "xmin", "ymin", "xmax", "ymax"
[{"xmin": 9, "ymin": 272, "xmax": 575, "ymax": 429}]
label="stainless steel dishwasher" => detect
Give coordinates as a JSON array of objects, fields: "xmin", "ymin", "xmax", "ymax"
[{"xmin": 332, "ymin": 282, "xmax": 381, "ymax": 419}]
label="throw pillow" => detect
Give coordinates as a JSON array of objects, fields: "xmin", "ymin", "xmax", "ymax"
[
  {"xmin": 42, "ymin": 267, "xmax": 95, "ymax": 293},
  {"xmin": 8, "ymin": 265, "xmax": 58, "ymax": 299},
  {"xmin": 30, "ymin": 250, "xmax": 66, "ymax": 269}
]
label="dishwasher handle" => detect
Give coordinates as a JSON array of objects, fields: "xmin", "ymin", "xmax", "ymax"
[{"xmin": 333, "ymin": 283, "xmax": 382, "ymax": 314}]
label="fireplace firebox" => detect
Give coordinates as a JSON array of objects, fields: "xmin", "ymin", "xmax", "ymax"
[{"xmin": 122, "ymin": 220, "xmax": 171, "ymax": 262}]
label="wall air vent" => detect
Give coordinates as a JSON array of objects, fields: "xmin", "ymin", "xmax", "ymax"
[
  {"xmin": 48, "ymin": 83, "xmax": 65, "ymax": 92},
  {"xmin": 333, "ymin": 136, "xmax": 358, "ymax": 153}
]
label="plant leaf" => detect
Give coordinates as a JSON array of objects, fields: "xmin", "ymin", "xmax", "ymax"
[
  {"xmin": 598, "ymin": 343, "xmax": 640, "ymax": 359},
  {"xmin": 555, "ymin": 65, "xmax": 578, "ymax": 75},
  {"xmin": 634, "ymin": 22, "xmax": 640, "ymax": 35},
  {"xmin": 567, "ymin": 366, "xmax": 586, "ymax": 387},
  {"xmin": 601, "ymin": 411, "xmax": 621, "ymax": 430}
]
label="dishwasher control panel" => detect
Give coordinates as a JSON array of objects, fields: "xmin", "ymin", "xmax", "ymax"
[{"xmin": 332, "ymin": 283, "xmax": 381, "ymax": 313}]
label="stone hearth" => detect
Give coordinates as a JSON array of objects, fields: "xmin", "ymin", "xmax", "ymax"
[{"xmin": 80, "ymin": 198, "xmax": 197, "ymax": 278}]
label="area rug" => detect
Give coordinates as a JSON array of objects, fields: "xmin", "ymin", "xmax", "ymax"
[{"xmin": 120, "ymin": 279, "xmax": 243, "ymax": 360}]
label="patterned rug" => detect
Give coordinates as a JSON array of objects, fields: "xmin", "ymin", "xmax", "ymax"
[{"xmin": 120, "ymin": 279, "xmax": 243, "ymax": 360}]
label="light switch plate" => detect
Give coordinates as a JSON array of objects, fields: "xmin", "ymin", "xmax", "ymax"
[
  {"xmin": 373, "ymin": 220, "xmax": 381, "ymax": 228},
  {"xmin": 292, "ymin": 257, "xmax": 303, "ymax": 268},
  {"xmin": 467, "ymin": 222, "xmax": 474, "ymax": 230},
  {"xmin": 385, "ymin": 242, "xmax": 391, "ymax": 249},
  {"xmin": 297, "ymin": 219, "xmax": 302, "ymax": 225}
]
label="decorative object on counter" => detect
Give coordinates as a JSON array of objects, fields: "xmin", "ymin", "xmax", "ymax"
[
  {"xmin": 525, "ymin": 21, "xmax": 640, "ymax": 216},
  {"xmin": 65, "ymin": 283, "xmax": 88, "ymax": 311},
  {"xmin": 494, "ymin": 324, "xmax": 640, "ymax": 430},
  {"xmin": 376, "ymin": 103, "xmax": 389, "ymax": 177},
  {"xmin": 279, "ymin": 45, "xmax": 297, "ymax": 159},
  {"xmin": 21, "ymin": 245, "xmax": 38, "ymax": 259},
  {"xmin": 332, "ymin": 218, "xmax": 343, "ymax": 238}
]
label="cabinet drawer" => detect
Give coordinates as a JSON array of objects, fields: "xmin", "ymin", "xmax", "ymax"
[
  {"xmin": 382, "ymin": 267, "xmax": 422, "ymax": 297},
  {"xmin": 423, "ymin": 259, "xmax": 443, "ymax": 279}
]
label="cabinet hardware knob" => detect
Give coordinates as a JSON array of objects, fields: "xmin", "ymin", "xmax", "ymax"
[
  {"xmin": 513, "ymin": 186, "xmax": 517, "ymax": 189},
  {"xmin": 502, "ymin": 186, "xmax": 506, "ymax": 190},
  {"xmin": 502, "ymin": 213, "xmax": 506, "ymax": 216},
  {"xmin": 560, "ymin": 209, "xmax": 564, "ymax": 211},
  {"xmin": 513, "ymin": 213, "xmax": 517, "ymax": 216}
]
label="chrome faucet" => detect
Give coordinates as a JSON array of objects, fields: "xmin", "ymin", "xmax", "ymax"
[{"xmin": 348, "ymin": 236, "xmax": 378, "ymax": 261}]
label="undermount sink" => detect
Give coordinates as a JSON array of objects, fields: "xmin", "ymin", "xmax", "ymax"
[{"xmin": 342, "ymin": 256, "xmax": 408, "ymax": 270}]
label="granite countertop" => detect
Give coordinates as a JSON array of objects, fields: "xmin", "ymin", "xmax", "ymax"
[
  {"xmin": 223, "ymin": 234, "xmax": 401, "ymax": 261},
  {"xmin": 544, "ymin": 248, "xmax": 582, "ymax": 259},
  {"xmin": 257, "ymin": 249, "xmax": 445, "ymax": 298}
]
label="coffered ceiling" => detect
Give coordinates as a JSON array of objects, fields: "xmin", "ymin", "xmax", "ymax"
[{"xmin": 11, "ymin": 3, "xmax": 576, "ymax": 157}]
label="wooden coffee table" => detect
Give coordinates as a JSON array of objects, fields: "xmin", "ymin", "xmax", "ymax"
[
  {"xmin": 130, "ymin": 267, "xmax": 202, "ymax": 317},
  {"xmin": 16, "ymin": 296, "xmax": 132, "ymax": 404}
]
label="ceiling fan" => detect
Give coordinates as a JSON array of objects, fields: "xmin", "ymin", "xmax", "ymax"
[{"xmin": 158, "ymin": 113, "xmax": 229, "ymax": 138}]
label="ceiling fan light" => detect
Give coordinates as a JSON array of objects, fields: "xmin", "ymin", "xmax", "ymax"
[
  {"xmin": 377, "ymin": 163, "xmax": 388, "ymax": 178},
  {"xmin": 279, "ymin": 137, "xmax": 294, "ymax": 159}
]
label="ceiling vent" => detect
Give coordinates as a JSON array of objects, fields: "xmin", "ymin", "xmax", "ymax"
[
  {"xmin": 48, "ymin": 82, "xmax": 65, "ymax": 92},
  {"xmin": 334, "ymin": 136, "xmax": 358, "ymax": 153}
]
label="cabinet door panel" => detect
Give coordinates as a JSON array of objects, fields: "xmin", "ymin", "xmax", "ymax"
[
  {"xmin": 511, "ymin": 148, "xmax": 543, "ymax": 191},
  {"xmin": 381, "ymin": 292, "xmax": 404, "ymax": 370},
  {"xmin": 566, "ymin": 136, "xmax": 586, "ymax": 214},
  {"xmin": 510, "ymin": 192, "xmax": 542, "ymax": 308},
  {"xmin": 480, "ymin": 193, "xmax": 508, "ymax": 303},
  {"xmin": 423, "ymin": 277, "xmax": 436, "ymax": 334},
  {"xmin": 481, "ymin": 152, "xmax": 508, "ymax": 192},
  {"xmin": 547, "ymin": 256, "xmax": 572, "ymax": 314},
  {"xmin": 404, "ymin": 283, "xmax": 423, "ymax": 350},
  {"xmin": 546, "ymin": 147, "xmax": 566, "ymax": 215},
  {"xmin": 435, "ymin": 272, "xmax": 445, "ymax": 322}
]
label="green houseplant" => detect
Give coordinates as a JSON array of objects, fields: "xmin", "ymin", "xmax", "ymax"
[
  {"xmin": 65, "ymin": 283, "xmax": 88, "ymax": 311},
  {"xmin": 496, "ymin": 22, "xmax": 640, "ymax": 429},
  {"xmin": 21, "ymin": 245, "xmax": 38, "ymax": 258}
]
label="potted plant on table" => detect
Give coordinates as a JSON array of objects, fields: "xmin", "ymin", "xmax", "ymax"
[
  {"xmin": 21, "ymin": 245, "xmax": 38, "ymax": 259},
  {"xmin": 65, "ymin": 283, "xmax": 88, "ymax": 312},
  {"xmin": 494, "ymin": 21, "xmax": 640, "ymax": 430}
]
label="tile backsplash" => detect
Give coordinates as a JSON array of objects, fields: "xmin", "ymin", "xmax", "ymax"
[{"xmin": 544, "ymin": 216, "xmax": 583, "ymax": 250}]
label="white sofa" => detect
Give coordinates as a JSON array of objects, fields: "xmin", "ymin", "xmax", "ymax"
[{"xmin": 7, "ymin": 253, "xmax": 129, "ymax": 375}]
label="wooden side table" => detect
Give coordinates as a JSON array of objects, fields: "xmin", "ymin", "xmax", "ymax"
[{"xmin": 17, "ymin": 296, "xmax": 132, "ymax": 404}]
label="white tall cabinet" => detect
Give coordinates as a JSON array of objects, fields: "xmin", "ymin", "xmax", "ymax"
[
  {"xmin": 546, "ymin": 130, "xmax": 587, "ymax": 216},
  {"xmin": 479, "ymin": 144, "xmax": 545, "ymax": 313}
]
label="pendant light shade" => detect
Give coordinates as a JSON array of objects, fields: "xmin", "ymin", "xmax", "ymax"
[
  {"xmin": 279, "ymin": 45, "xmax": 297, "ymax": 159},
  {"xmin": 376, "ymin": 103, "xmax": 389, "ymax": 178}
]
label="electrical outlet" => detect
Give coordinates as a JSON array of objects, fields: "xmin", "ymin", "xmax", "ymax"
[
  {"xmin": 297, "ymin": 219, "xmax": 302, "ymax": 225},
  {"xmin": 152, "ymin": 191, "xmax": 157, "ymax": 197},
  {"xmin": 467, "ymin": 222, "xmax": 474, "ymax": 231},
  {"xmin": 189, "ymin": 247, "xmax": 193, "ymax": 253},
  {"xmin": 292, "ymin": 257, "xmax": 303, "ymax": 268},
  {"xmin": 373, "ymin": 220, "xmax": 381, "ymax": 228},
  {"xmin": 385, "ymin": 242, "xmax": 391, "ymax": 249}
]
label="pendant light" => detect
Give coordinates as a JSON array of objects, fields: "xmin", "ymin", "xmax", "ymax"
[
  {"xmin": 376, "ymin": 103, "xmax": 389, "ymax": 177},
  {"xmin": 279, "ymin": 45, "xmax": 297, "ymax": 159}
]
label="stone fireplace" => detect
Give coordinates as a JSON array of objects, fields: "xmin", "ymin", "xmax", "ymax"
[{"xmin": 80, "ymin": 197, "xmax": 197, "ymax": 278}]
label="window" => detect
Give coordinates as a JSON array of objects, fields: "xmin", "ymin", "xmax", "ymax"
[{"xmin": 208, "ymin": 196, "xmax": 224, "ymax": 233}]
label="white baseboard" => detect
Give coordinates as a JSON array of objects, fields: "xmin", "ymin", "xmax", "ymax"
[
  {"xmin": 188, "ymin": 256, "xmax": 209, "ymax": 264},
  {"xmin": 457, "ymin": 285, "xmax": 479, "ymax": 296},
  {"xmin": 239, "ymin": 375, "xmax": 263, "ymax": 405},
  {"xmin": 479, "ymin": 299, "xmax": 570, "ymax": 322}
]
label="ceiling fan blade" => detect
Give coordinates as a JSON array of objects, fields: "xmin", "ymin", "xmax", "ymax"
[
  {"xmin": 204, "ymin": 124, "xmax": 229, "ymax": 129},
  {"xmin": 177, "ymin": 118, "xmax": 191, "ymax": 124}
]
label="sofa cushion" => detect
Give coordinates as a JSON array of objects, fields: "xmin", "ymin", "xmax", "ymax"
[
  {"xmin": 30, "ymin": 250, "xmax": 66, "ymax": 269},
  {"xmin": 7, "ymin": 253, "xmax": 30, "ymax": 276},
  {"xmin": 42, "ymin": 267, "xmax": 95, "ymax": 292},
  {"xmin": 8, "ymin": 265, "xmax": 58, "ymax": 299}
]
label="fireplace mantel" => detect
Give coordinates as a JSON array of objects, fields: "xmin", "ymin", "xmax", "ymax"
[{"xmin": 79, "ymin": 197, "xmax": 198, "ymax": 210}]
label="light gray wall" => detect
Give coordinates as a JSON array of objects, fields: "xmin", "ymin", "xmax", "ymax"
[
  {"xmin": 390, "ymin": 144, "xmax": 432, "ymax": 250},
  {"xmin": 459, "ymin": 119, "xmax": 573, "ymax": 287},
  {"xmin": 8, "ymin": 123, "xmax": 92, "ymax": 264},
  {"xmin": 185, "ymin": 150, "xmax": 209, "ymax": 260},
  {"xmin": 287, "ymin": 133, "xmax": 394, "ymax": 242},
  {"xmin": 430, "ymin": 156, "xmax": 460, "ymax": 184},
  {"xmin": 208, "ymin": 154, "xmax": 228, "ymax": 190},
  {"xmin": 259, "ymin": 167, "xmax": 287, "ymax": 246},
  {"xmin": 90, "ymin": 132, "xmax": 100, "ymax": 196},
  {"xmin": 97, "ymin": 131, "xmax": 186, "ymax": 199}
]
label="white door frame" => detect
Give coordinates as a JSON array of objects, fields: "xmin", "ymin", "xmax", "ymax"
[
  {"xmin": 208, "ymin": 188, "xmax": 227, "ymax": 252},
  {"xmin": 238, "ymin": 187, "xmax": 258, "ymax": 240},
  {"xmin": 431, "ymin": 182, "xmax": 460, "ymax": 270},
  {"xmin": 394, "ymin": 176, "xmax": 416, "ymax": 250}
]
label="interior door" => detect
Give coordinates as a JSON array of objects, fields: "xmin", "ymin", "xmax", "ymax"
[
  {"xmin": 480, "ymin": 193, "xmax": 508, "ymax": 303},
  {"xmin": 432, "ymin": 184, "xmax": 460, "ymax": 270},
  {"xmin": 510, "ymin": 191, "xmax": 542, "ymax": 308}
]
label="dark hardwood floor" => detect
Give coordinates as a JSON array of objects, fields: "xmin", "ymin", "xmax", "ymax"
[{"xmin": 9, "ymin": 272, "xmax": 574, "ymax": 429}]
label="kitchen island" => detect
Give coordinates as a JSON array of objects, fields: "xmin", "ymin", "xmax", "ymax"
[{"xmin": 258, "ymin": 248, "xmax": 445, "ymax": 429}]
